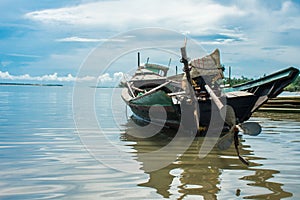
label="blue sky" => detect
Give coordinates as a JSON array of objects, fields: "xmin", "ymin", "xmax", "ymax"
[{"xmin": 0, "ymin": 0, "xmax": 299, "ymax": 83}]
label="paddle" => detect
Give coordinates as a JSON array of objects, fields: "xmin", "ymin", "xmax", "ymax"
[
  {"xmin": 217, "ymin": 107, "xmax": 262, "ymax": 147},
  {"xmin": 216, "ymin": 100, "xmax": 261, "ymax": 165},
  {"xmin": 206, "ymin": 82, "xmax": 262, "ymax": 147},
  {"xmin": 239, "ymin": 122, "xmax": 262, "ymax": 136},
  {"xmin": 216, "ymin": 106, "xmax": 236, "ymax": 151},
  {"xmin": 216, "ymin": 107, "xmax": 250, "ymax": 165}
]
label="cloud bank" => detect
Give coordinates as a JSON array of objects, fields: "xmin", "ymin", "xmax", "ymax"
[
  {"xmin": 0, "ymin": 71, "xmax": 123, "ymax": 84},
  {"xmin": 56, "ymin": 37, "xmax": 127, "ymax": 43},
  {"xmin": 24, "ymin": 0, "xmax": 299, "ymax": 43},
  {"xmin": 25, "ymin": 0, "xmax": 244, "ymax": 33},
  {"xmin": 2, "ymin": 0, "xmax": 299, "ymax": 78}
]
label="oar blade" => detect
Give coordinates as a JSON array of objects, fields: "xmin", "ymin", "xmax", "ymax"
[
  {"xmin": 220, "ymin": 105, "xmax": 236, "ymax": 127},
  {"xmin": 217, "ymin": 131, "xmax": 234, "ymax": 150},
  {"xmin": 239, "ymin": 122, "xmax": 262, "ymax": 136},
  {"xmin": 217, "ymin": 105, "xmax": 236, "ymax": 151}
]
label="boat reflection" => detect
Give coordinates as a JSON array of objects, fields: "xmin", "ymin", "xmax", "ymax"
[{"xmin": 120, "ymin": 120, "xmax": 293, "ymax": 199}]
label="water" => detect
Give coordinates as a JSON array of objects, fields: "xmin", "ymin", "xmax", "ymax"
[{"xmin": 0, "ymin": 86, "xmax": 299, "ymax": 199}]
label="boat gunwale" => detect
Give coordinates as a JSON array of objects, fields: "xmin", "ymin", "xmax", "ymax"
[{"xmin": 226, "ymin": 67, "xmax": 299, "ymax": 92}]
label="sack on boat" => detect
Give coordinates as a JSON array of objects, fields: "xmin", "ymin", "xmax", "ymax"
[{"xmin": 188, "ymin": 49, "xmax": 224, "ymax": 82}]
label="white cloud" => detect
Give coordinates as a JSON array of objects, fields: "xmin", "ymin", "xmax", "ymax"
[
  {"xmin": 56, "ymin": 36, "xmax": 126, "ymax": 43},
  {"xmin": 6, "ymin": 53, "xmax": 41, "ymax": 58},
  {"xmin": 0, "ymin": 71, "xmax": 95, "ymax": 82},
  {"xmin": 200, "ymin": 39, "xmax": 237, "ymax": 45},
  {"xmin": 97, "ymin": 72, "xmax": 123, "ymax": 83},
  {"xmin": 25, "ymin": 0, "xmax": 299, "ymax": 46},
  {"xmin": 22, "ymin": 0, "xmax": 300, "ymax": 77},
  {"xmin": 24, "ymin": 0, "xmax": 300, "ymax": 47},
  {"xmin": 25, "ymin": 0, "xmax": 245, "ymax": 34},
  {"xmin": 0, "ymin": 71, "xmax": 125, "ymax": 84},
  {"xmin": 97, "ymin": 73, "xmax": 112, "ymax": 82}
]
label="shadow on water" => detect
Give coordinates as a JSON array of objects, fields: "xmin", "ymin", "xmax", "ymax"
[{"xmin": 120, "ymin": 120, "xmax": 293, "ymax": 200}]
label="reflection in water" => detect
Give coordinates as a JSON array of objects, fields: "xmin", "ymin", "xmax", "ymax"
[
  {"xmin": 121, "ymin": 120, "xmax": 293, "ymax": 199},
  {"xmin": 253, "ymin": 112, "xmax": 300, "ymax": 122},
  {"xmin": 241, "ymin": 169, "xmax": 291, "ymax": 199}
]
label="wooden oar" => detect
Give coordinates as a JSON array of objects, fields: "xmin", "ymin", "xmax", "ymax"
[
  {"xmin": 204, "ymin": 83, "xmax": 256, "ymax": 165},
  {"xmin": 217, "ymin": 110, "xmax": 262, "ymax": 145},
  {"xmin": 216, "ymin": 107, "xmax": 236, "ymax": 151},
  {"xmin": 180, "ymin": 43, "xmax": 199, "ymax": 132},
  {"xmin": 204, "ymin": 84, "xmax": 236, "ymax": 126},
  {"xmin": 132, "ymin": 81, "xmax": 171, "ymax": 100},
  {"xmin": 205, "ymin": 84, "xmax": 261, "ymax": 138},
  {"xmin": 123, "ymin": 75, "xmax": 136, "ymax": 97},
  {"xmin": 216, "ymin": 108, "xmax": 249, "ymax": 165}
]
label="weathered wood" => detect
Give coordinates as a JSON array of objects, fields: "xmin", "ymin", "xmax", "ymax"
[
  {"xmin": 258, "ymin": 96, "xmax": 300, "ymax": 112},
  {"xmin": 204, "ymin": 85, "xmax": 223, "ymax": 110}
]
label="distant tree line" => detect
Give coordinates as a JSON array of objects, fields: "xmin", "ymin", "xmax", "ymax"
[
  {"xmin": 223, "ymin": 75, "xmax": 300, "ymax": 92},
  {"xmin": 284, "ymin": 75, "xmax": 300, "ymax": 92},
  {"xmin": 223, "ymin": 76, "xmax": 254, "ymax": 86}
]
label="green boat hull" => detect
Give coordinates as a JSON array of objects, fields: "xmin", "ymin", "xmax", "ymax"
[{"xmin": 124, "ymin": 67, "xmax": 299, "ymax": 131}]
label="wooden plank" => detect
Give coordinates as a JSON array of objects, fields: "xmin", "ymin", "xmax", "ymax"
[
  {"xmin": 258, "ymin": 96, "xmax": 300, "ymax": 113},
  {"xmin": 258, "ymin": 107, "xmax": 300, "ymax": 113}
]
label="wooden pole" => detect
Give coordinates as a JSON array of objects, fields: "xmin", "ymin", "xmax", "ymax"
[
  {"xmin": 137, "ymin": 52, "xmax": 140, "ymax": 67},
  {"xmin": 229, "ymin": 66, "xmax": 231, "ymax": 86},
  {"xmin": 180, "ymin": 46, "xmax": 192, "ymax": 86}
]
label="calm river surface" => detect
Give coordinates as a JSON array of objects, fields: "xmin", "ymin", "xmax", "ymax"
[{"xmin": 0, "ymin": 86, "xmax": 299, "ymax": 199}]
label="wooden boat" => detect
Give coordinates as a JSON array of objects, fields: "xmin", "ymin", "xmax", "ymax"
[
  {"xmin": 121, "ymin": 45, "xmax": 299, "ymax": 164},
  {"xmin": 122, "ymin": 49, "xmax": 299, "ymax": 131}
]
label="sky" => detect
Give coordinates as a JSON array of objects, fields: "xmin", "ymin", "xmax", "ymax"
[{"xmin": 0, "ymin": 0, "xmax": 299, "ymax": 84}]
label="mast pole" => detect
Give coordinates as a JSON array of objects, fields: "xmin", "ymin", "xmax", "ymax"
[
  {"xmin": 229, "ymin": 66, "xmax": 231, "ymax": 86},
  {"xmin": 137, "ymin": 52, "xmax": 140, "ymax": 67}
]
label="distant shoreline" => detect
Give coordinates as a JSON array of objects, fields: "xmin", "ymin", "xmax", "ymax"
[{"xmin": 0, "ymin": 82, "xmax": 63, "ymax": 87}]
